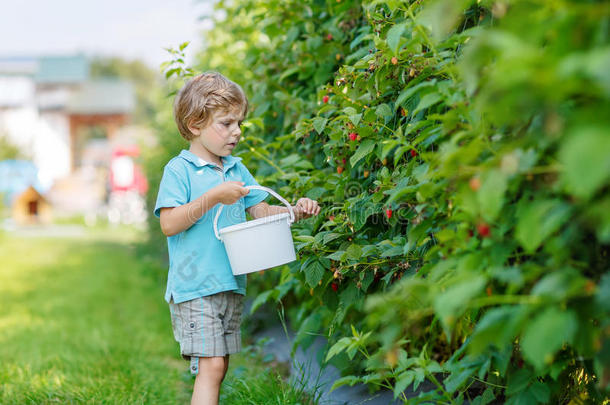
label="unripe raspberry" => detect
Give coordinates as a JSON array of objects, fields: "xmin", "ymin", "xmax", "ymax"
[{"xmin": 469, "ymin": 177, "xmax": 481, "ymax": 191}]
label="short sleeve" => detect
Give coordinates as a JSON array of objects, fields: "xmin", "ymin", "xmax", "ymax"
[
  {"xmin": 239, "ymin": 163, "xmax": 268, "ymax": 208},
  {"xmin": 153, "ymin": 165, "xmax": 189, "ymax": 218}
]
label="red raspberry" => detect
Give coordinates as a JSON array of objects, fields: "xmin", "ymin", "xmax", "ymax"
[
  {"xmin": 349, "ymin": 132, "xmax": 358, "ymax": 141},
  {"xmin": 331, "ymin": 282, "xmax": 338, "ymax": 292},
  {"xmin": 322, "ymin": 95, "xmax": 329, "ymax": 103},
  {"xmin": 410, "ymin": 149, "xmax": 418, "ymax": 157},
  {"xmin": 386, "ymin": 208, "xmax": 393, "ymax": 219},
  {"xmin": 477, "ymin": 223, "xmax": 491, "ymax": 238}
]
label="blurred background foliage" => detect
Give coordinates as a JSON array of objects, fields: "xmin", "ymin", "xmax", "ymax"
[
  {"xmin": 142, "ymin": 0, "xmax": 610, "ymax": 403},
  {"xmin": 90, "ymin": 57, "xmax": 161, "ymax": 125}
]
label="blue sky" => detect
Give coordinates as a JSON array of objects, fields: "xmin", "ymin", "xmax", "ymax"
[{"xmin": 0, "ymin": 0, "xmax": 214, "ymax": 70}]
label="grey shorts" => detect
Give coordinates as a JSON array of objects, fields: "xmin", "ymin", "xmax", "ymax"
[{"xmin": 169, "ymin": 291, "xmax": 244, "ymax": 375}]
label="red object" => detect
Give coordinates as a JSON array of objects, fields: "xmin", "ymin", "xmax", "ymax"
[
  {"xmin": 337, "ymin": 166, "xmax": 344, "ymax": 174},
  {"xmin": 331, "ymin": 283, "xmax": 338, "ymax": 292},
  {"xmin": 326, "ymin": 33, "xmax": 333, "ymax": 41},
  {"xmin": 391, "ymin": 56, "xmax": 398, "ymax": 65},
  {"xmin": 322, "ymin": 95, "xmax": 329, "ymax": 103},
  {"xmin": 109, "ymin": 145, "xmax": 148, "ymax": 195},
  {"xmin": 477, "ymin": 223, "xmax": 491, "ymax": 238},
  {"xmin": 469, "ymin": 177, "xmax": 481, "ymax": 191},
  {"xmin": 386, "ymin": 208, "xmax": 393, "ymax": 219},
  {"xmin": 112, "ymin": 144, "xmax": 140, "ymax": 158},
  {"xmin": 349, "ymin": 132, "xmax": 358, "ymax": 141},
  {"xmin": 410, "ymin": 149, "xmax": 418, "ymax": 157}
]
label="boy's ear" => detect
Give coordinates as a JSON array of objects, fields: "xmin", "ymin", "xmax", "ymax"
[{"xmin": 187, "ymin": 120, "xmax": 202, "ymax": 136}]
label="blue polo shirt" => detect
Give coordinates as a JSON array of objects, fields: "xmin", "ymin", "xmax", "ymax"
[{"xmin": 154, "ymin": 149, "xmax": 268, "ymax": 304}]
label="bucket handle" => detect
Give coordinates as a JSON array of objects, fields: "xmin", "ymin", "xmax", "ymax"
[{"xmin": 213, "ymin": 185, "xmax": 295, "ymax": 240}]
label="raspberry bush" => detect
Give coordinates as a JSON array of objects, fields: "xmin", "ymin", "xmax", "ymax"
[{"xmin": 148, "ymin": 0, "xmax": 610, "ymax": 403}]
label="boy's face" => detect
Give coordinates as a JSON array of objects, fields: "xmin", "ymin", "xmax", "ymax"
[{"xmin": 188, "ymin": 109, "xmax": 243, "ymax": 162}]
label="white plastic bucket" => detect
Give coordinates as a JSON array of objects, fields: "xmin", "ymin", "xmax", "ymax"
[{"xmin": 213, "ymin": 185, "xmax": 297, "ymax": 275}]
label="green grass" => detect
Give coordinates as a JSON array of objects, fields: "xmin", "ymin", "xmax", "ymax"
[
  {"xmin": 0, "ymin": 226, "xmax": 319, "ymax": 404},
  {"xmin": 220, "ymin": 338, "xmax": 321, "ymax": 405}
]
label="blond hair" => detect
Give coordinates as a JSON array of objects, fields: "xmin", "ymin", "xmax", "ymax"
[{"xmin": 173, "ymin": 71, "xmax": 249, "ymax": 141}]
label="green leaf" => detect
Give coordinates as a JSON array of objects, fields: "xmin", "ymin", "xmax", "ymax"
[
  {"xmin": 350, "ymin": 139, "xmax": 376, "ymax": 166},
  {"xmin": 412, "ymin": 92, "xmax": 442, "ymax": 115},
  {"xmin": 395, "ymin": 80, "xmax": 437, "ymax": 109},
  {"xmin": 325, "ymin": 336, "xmax": 352, "ymax": 362},
  {"xmin": 294, "ymin": 235, "xmax": 315, "ymax": 244},
  {"xmin": 506, "ymin": 368, "xmax": 533, "ymax": 395},
  {"xmin": 529, "ymin": 381, "xmax": 550, "ymax": 403},
  {"xmin": 330, "ymin": 375, "xmax": 360, "ymax": 391},
  {"xmin": 375, "ymin": 103, "xmax": 392, "ymax": 119},
  {"xmin": 559, "ymin": 127, "xmax": 610, "ymax": 199},
  {"xmin": 279, "ymin": 66, "xmax": 300, "ymax": 82},
  {"xmin": 521, "ymin": 307, "xmax": 578, "ymax": 370},
  {"xmin": 305, "ymin": 260, "xmax": 325, "ymax": 288},
  {"xmin": 434, "ymin": 276, "xmax": 486, "ymax": 334},
  {"xmin": 326, "ymin": 251, "xmax": 345, "ymax": 261},
  {"xmin": 506, "ymin": 390, "xmax": 538, "ymax": 405},
  {"xmin": 253, "ymin": 101, "xmax": 271, "ymax": 116},
  {"xmin": 348, "ymin": 113, "xmax": 362, "ymax": 126},
  {"xmin": 531, "ymin": 268, "xmax": 585, "ymax": 300},
  {"xmin": 313, "ymin": 117, "xmax": 328, "ymax": 134},
  {"xmin": 478, "ymin": 169, "xmax": 508, "ymax": 222},
  {"xmin": 515, "ymin": 199, "xmax": 571, "ymax": 252},
  {"xmin": 386, "ymin": 22, "xmax": 406, "ymax": 55},
  {"xmin": 345, "ymin": 243, "xmax": 363, "ymax": 260},
  {"xmin": 323, "ymin": 232, "xmax": 343, "ymax": 244},
  {"xmin": 471, "ymin": 388, "xmax": 496, "ymax": 405},
  {"xmin": 468, "ymin": 306, "xmax": 529, "ymax": 355},
  {"xmin": 596, "ymin": 272, "xmax": 610, "ymax": 311},
  {"xmin": 393, "ymin": 371, "xmax": 414, "ymax": 399},
  {"xmin": 444, "ymin": 367, "xmax": 476, "ymax": 393},
  {"xmin": 250, "ymin": 290, "xmax": 274, "ymax": 314}
]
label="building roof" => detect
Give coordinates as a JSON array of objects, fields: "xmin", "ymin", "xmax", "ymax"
[
  {"xmin": 67, "ymin": 79, "xmax": 135, "ymax": 114},
  {"xmin": 34, "ymin": 55, "xmax": 89, "ymax": 84}
]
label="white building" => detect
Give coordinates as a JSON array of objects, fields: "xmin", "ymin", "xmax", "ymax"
[{"xmin": 0, "ymin": 55, "xmax": 134, "ymax": 191}]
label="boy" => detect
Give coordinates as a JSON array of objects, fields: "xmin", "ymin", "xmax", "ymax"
[{"xmin": 154, "ymin": 71, "xmax": 320, "ymax": 405}]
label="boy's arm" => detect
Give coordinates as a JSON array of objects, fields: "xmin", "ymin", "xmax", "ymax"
[
  {"xmin": 246, "ymin": 202, "xmax": 288, "ymax": 219},
  {"xmin": 160, "ymin": 181, "xmax": 249, "ymax": 236},
  {"xmin": 246, "ymin": 198, "xmax": 320, "ymax": 222},
  {"xmin": 159, "ymin": 194, "xmax": 219, "ymax": 237}
]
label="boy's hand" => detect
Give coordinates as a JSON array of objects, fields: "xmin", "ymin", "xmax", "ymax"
[
  {"xmin": 212, "ymin": 181, "xmax": 249, "ymax": 205},
  {"xmin": 293, "ymin": 197, "xmax": 320, "ymax": 221}
]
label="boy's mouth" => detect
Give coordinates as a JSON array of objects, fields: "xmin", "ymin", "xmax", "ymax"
[{"xmin": 227, "ymin": 142, "xmax": 237, "ymax": 148}]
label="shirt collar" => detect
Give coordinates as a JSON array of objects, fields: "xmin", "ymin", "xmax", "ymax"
[{"xmin": 178, "ymin": 149, "xmax": 242, "ymax": 172}]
